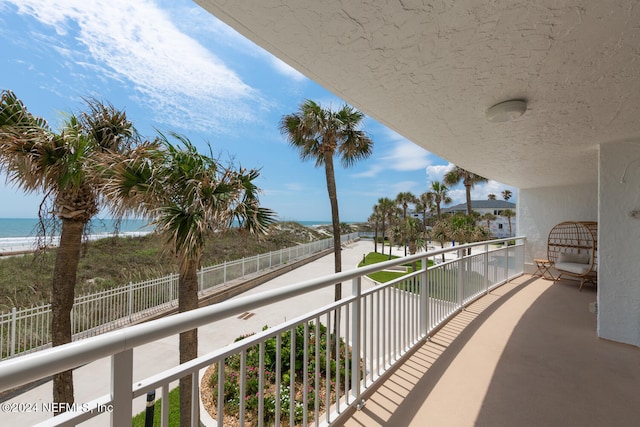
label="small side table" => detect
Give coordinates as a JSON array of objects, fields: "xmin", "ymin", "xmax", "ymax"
[{"xmin": 533, "ymin": 258, "xmax": 555, "ymax": 280}]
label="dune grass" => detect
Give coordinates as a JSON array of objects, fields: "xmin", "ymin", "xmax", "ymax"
[{"xmin": 0, "ymin": 222, "xmax": 326, "ymax": 311}]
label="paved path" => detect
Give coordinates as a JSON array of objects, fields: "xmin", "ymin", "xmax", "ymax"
[{"xmin": 3, "ymin": 239, "xmax": 391, "ymax": 425}]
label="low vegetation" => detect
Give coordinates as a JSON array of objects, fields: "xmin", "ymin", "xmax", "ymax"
[
  {"xmin": 0, "ymin": 222, "xmax": 327, "ymax": 311},
  {"xmin": 204, "ymin": 323, "xmax": 358, "ymax": 426}
]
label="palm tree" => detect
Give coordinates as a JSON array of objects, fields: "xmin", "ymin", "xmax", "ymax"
[
  {"xmin": 280, "ymin": 100, "xmax": 373, "ymax": 300},
  {"xmin": 395, "ymin": 191, "xmax": 418, "ymax": 255},
  {"xmin": 502, "ymin": 189, "xmax": 513, "ymax": 201},
  {"xmin": 0, "ymin": 91, "xmax": 137, "ymax": 411},
  {"xmin": 368, "ymin": 208, "xmax": 382, "ymax": 253},
  {"xmin": 502, "ymin": 208, "xmax": 516, "ymax": 237},
  {"xmin": 488, "ymin": 193, "xmax": 497, "ymax": 200},
  {"xmin": 481, "ymin": 212, "xmax": 497, "ymax": 235},
  {"xmin": 444, "ymin": 165, "xmax": 488, "ymax": 215},
  {"xmin": 416, "ymin": 191, "xmax": 434, "ymax": 231},
  {"xmin": 402, "ymin": 217, "xmax": 426, "ymax": 255},
  {"xmin": 430, "ymin": 219, "xmax": 451, "ymax": 263},
  {"xmin": 385, "ymin": 206, "xmax": 402, "ymax": 258},
  {"xmin": 376, "ymin": 197, "xmax": 395, "ymax": 255},
  {"xmin": 426, "ymin": 181, "xmax": 452, "ymax": 220},
  {"xmin": 101, "ymin": 132, "xmax": 274, "ymax": 425}
]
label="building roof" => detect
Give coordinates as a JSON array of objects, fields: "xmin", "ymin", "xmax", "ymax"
[{"xmin": 444, "ymin": 200, "xmax": 516, "ymax": 212}]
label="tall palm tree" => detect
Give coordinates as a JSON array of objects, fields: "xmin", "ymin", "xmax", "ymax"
[
  {"xmin": 502, "ymin": 189, "xmax": 513, "ymax": 201},
  {"xmin": 444, "ymin": 165, "xmax": 488, "ymax": 215},
  {"xmin": 0, "ymin": 90, "xmax": 137, "ymax": 411},
  {"xmin": 280, "ymin": 100, "xmax": 373, "ymax": 300},
  {"xmin": 426, "ymin": 181, "xmax": 452, "ymax": 220},
  {"xmin": 416, "ymin": 191, "xmax": 434, "ymax": 231},
  {"xmin": 395, "ymin": 191, "xmax": 418, "ymax": 255},
  {"xmin": 376, "ymin": 197, "xmax": 396, "ymax": 256},
  {"xmin": 368, "ymin": 208, "xmax": 382, "ymax": 253},
  {"xmin": 101, "ymin": 132, "xmax": 274, "ymax": 426},
  {"xmin": 502, "ymin": 208, "xmax": 516, "ymax": 237},
  {"xmin": 488, "ymin": 193, "xmax": 497, "ymax": 200}
]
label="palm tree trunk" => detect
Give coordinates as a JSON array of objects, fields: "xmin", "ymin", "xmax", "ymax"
[
  {"xmin": 465, "ymin": 183, "xmax": 472, "ymax": 215},
  {"xmin": 380, "ymin": 222, "xmax": 386, "ymax": 254},
  {"xmin": 178, "ymin": 257, "xmax": 200, "ymax": 426},
  {"xmin": 323, "ymin": 152, "xmax": 342, "ymax": 301},
  {"xmin": 51, "ymin": 219, "xmax": 84, "ymax": 412},
  {"xmin": 373, "ymin": 225, "xmax": 378, "ymax": 253}
]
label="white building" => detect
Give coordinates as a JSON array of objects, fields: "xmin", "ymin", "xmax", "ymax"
[{"xmin": 443, "ymin": 200, "xmax": 516, "ymax": 238}]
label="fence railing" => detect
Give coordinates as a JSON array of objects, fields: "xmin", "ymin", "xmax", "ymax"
[
  {"xmin": 0, "ymin": 232, "xmax": 359, "ymax": 360},
  {"xmin": 0, "ymin": 237, "xmax": 525, "ymax": 426}
]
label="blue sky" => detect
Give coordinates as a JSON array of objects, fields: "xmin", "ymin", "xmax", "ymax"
[{"xmin": 0, "ymin": 0, "xmax": 515, "ymax": 222}]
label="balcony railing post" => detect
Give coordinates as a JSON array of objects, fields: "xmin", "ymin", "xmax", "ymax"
[
  {"xmin": 457, "ymin": 248, "xmax": 464, "ymax": 309},
  {"xmin": 111, "ymin": 348, "xmax": 133, "ymax": 427},
  {"xmin": 420, "ymin": 256, "xmax": 428, "ymax": 337},
  {"xmin": 128, "ymin": 281, "xmax": 133, "ymax": 322},
  {"xmin": 351, "ymin": 276, "xmax": 364, "ymax": 409},
  {"xmin": 10, "ymin": 307, "xmax": 16, "ymax": 357},
  {"xmin": 169, "ymin": 273, "xmax": 174, "ymax": 306},
  {"xmin": 484, "ymin": 243, "xmax": 490, "ymax": 294},
  {"xmin": 504, "ymin": 242, "xmax": 509, "ymax": 281}
]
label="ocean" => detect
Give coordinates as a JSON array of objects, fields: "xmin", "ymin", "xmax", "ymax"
[
  {"xmin": 0, "ymin": 218, "xmax": 152, "ymax": 239},
  {"xmin": 0, "ymin": 218, "xmax": 334, "ymax": 253},
  {"xmin": 0, "ymin": 218, "xmax": 153, "ymax": 253}
]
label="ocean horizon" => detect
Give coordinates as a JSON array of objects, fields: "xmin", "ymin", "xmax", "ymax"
[{"xmin": 0, "ymin": 218, "xmax": 361, "ymax": 239}]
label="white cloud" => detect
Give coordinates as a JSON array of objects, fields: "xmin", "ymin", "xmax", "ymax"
[
  {"xmin": 355, "ymin": 129, "xmax": 432, "ymax": 178},
  {"xmin": 382, "ymin": 140, "xmax": 432, "ymax": 171},
  {"xmin": 173, "ymin": 3, "xmax": 307, "ymax": 83},
  {"xmin": 425, "ymin": 162, "xmax": 454, "ymax": 183},
  {"xmin": 268, "ymin": 57, "xmax": 307, "ymax": 82},
  {"xmin": 471, "ymin": 180, "xmax": 517, "ymax": 202},
  {"xmin": 9, "ymin": 0, "xmax": 261, "ymax": 134}
]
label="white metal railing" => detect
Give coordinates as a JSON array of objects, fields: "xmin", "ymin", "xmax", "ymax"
[
  {"xmin": 0, "ymin": 233, "xmax": 359, "ymax": 360},
  {"xmin": 0, "ymin": 237, "xmax": 524, "ymax": 426}
]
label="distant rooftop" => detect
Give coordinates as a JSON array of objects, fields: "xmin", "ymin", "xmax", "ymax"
[{"xmin": 445, "ymin": 200, "xmax": 516, "ymax": 212}]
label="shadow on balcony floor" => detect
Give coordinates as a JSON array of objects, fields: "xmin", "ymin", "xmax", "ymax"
[{"xmin": 337, "ymin": 276, "xmax": 640, "ymax": 426}]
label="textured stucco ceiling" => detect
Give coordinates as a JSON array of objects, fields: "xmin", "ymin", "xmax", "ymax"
[{"xmin": 195, "ymin": 0, "xmax": 640, "ymax": 189}]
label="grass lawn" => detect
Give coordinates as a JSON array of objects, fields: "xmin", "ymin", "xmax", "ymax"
[
  {"xmin": 131, "ymin": 387, "xmax": 180, "ymax": 427},
  {"xmin": 358, "ymin": 252, "xmax": 433, "ymax": 283}
]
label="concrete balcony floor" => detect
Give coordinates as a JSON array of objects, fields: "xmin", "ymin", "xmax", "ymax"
[{"xmin": 337, "ymin": 276, "xmax": 640, "ymax": 427}]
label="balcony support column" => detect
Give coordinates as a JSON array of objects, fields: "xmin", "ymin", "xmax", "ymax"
[
  {"xmin": 111, "ymin": 348, "xmax": 133, "ymax": 427},
  {"xmin": 351, "ymin": 276, "xmax": 364, "ymax": 409}
]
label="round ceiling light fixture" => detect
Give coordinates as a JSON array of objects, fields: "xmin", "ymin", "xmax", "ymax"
[{"xmin": 486, "ymin": 99, "xmax": 527, "ymax": 123}]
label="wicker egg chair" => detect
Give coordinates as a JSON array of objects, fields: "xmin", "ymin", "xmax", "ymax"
[{"xmin": 547, "ymin": 221, "xmax": 598, "ymax": 291}]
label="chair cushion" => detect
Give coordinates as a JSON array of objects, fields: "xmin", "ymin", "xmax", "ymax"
[
  {"xmin": 557, "ymin": 252, "xmax": 590, "ymax": 264},
  {"xmin": 555, "ymin": 261, "xmax": 591, "ymax": 275}
]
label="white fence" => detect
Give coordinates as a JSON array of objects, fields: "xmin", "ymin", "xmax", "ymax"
[
  {"xmin": 0, "ymin": 237, "xmax": 525, "ymax": 427},
  {"xmin": 0, "ymin": 232, "xmax": 359, "ymax": 360}
]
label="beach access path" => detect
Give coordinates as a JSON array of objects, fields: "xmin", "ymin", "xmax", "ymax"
[{"xmin": 3, "ymin": 238, "xmax": 401, "ymax": 425}]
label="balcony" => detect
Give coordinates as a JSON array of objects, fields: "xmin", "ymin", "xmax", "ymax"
[
  {"xmin": 0, "ymin": 237, "xmax": 638, "ymax": 426},
  {"xmin": 338, "ymin": 276, "xmax": 640, "ymax": 426}
]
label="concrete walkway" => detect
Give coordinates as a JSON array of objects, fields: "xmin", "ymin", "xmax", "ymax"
[{"xmin": 2, "ymin": 239, "xmax": 385, "ymax": 425}]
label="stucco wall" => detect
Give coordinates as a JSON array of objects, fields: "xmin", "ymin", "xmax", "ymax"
[
  {"xmin": 518, "ymin": 183, "xmax": 597, "ymax": 273},
  {"xmin": 598, "ymin": 142, "xmax": 640, "ymax": 346}
]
